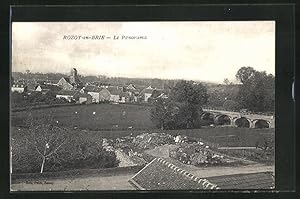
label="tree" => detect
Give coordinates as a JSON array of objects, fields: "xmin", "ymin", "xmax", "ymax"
[
  {"xmin": 25, "ymin": 115, "xmax": 69, "ymax": 173},
  {"xmin": 236, "ymin": 67, "xmax": 275, "ymax": 112},
  {"xmin": 223, "ymin": 78, "xmax": 230, "ymax": 85},
  {"xmin": 235, "ymin": 66, "xmax": 255, "ymax": 84},
  {"xmin": 151, "ymin": 80, "xmax": 208, "ymax": 129},
  {"xmin": 25, "ymin": 69, "xmax": 30, "ymax": 74},
  {"xmin": 169, "ymin": 80, "xmax": 208, "ymax": 105},
  {"xmin": 151, "ymin": 98, "xmax": 178, "ymax": 130},
  {"xmin": 169, "ymin": 81, "xmax": 207, "ymax": 128},
  {"xmin": 223, "ymin": 99, "xmax": 240, "ymax": 111}
]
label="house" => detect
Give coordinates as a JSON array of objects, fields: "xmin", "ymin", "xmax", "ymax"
[
  {"xmin": 122, "ymin": 85, "xmax": 140, "ymax": 103},
  {"xmin": 148, "ymin": 89, "xmax": 168, "ymax": 103},
  {"xmin": 138, "ymin": 86, "xmax": 155, "ymax": 102},
  {"xmin": 35, "ymin": 84, "xmax": 62, "ymax": 94},
  {"xmin": 126, "ymin": 84, "xmax": 137, "ymax": 90},
  {"xmin": 97, "ymin": 86, "xmax": 125, "ymax": 103},
  {"xmin": 57, "ymin": 77, "xmax": 74, "ymax": 90},
  {"xmin": 99, "ymin": 83, "xmax": 111, "ymax": 88},
  {"xmin": 129, "ymin": 157, "xmax": 274, "ymax": 190},
  {"xmin": 157, "ymin": 93, "xmax": 168, "ymax": 99},
  {"xmin": 57, "ymin": 68, "xmax": 84, "ymax": 90},
  {"xmin": 78, "ymin": 93, "xmax": 92, "ymax": 104},
  {"xmin": 56, "ymin": 90, "xmax": 80, "ymax": 102},
  {"xmin": 119, "ymin": 91, "xmax": 131, "ymax": 103},
  {"xmin": 27, "ymin": 82, "xmax": 38, "ymax": 91},
  {"xmin": 107, "ymin": 86, "xmax": 122, "ymax": 102},
  {"xmin": 82, "ymin": 85, "xmax": 103, "ymax": 103},
  {"xmin": 11, "ymin": 82, "xmax": 27, "ymax": 93},
  {"xmin": 98, "ymin": 88, "xmax": 111, "ymax": 102}
]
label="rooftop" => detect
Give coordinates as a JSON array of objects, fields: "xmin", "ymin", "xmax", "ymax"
[
  {"xmin": 129, "ymin": 157, "xmax": 274, "ymax": 190},
  {"xmin": 84, "ymin": 85, "xmax": 102, "ymax": 93},
  {"xmin": 57, "ymin": 90, "xmax": 80, "ymax": 96},
  {"xmin": 107, "ymin": 86, "xmax": 123, "ymax": 95},
  {"xmin": 36, "ymin": 84, "xmax": 61, "ymax": 91}
]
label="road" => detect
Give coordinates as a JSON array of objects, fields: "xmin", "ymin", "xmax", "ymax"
[
  {"xmin": 11, "ymin": 144, "xmax": 274, "ymax": 191},
  {"xmin": 145, "ymin": 144, "xmax": 274, "ymax": 178},
  {"xmin": 11, "ymin": 173, "xmax": 135, "ymax": 191}
]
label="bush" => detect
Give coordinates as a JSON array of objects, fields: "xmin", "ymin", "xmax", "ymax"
[
  {"xmin": 223, "ymin": 100, "xmax": 240, "ymax": 111},
  {"xmin": 11, "ymin": 91, "xmax": 69, "ymax": 109},
  {"xmin": 133, "ymin": 133, "xmax": 175, "ymax": 150},
  {"xmin": 217, "ymin": 148, "xmax": 274, "ymax": 164},
  {"xmin": 12, "ymin": 134, "xmax": 43, "ymax": 173},
  {"xmin": 169, "ymin": 143, "xmax": 225, "ymax": 165},
  {"xmin": 98, "ymin": 100, "xmax": 110, "ymax": 104},
  {"xmin": 11, "ymin": 125, "xmax": 119, "ymax": 173},
  {"xmin": 56, "ymin": 139, "xmax": 119, "ymax": 170}
]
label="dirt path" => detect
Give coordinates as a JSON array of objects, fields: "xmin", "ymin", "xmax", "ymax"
[
  {"xmin": 166, "ymin": 157, "xmax": 274, "ymax": 178},
  {"xmin": 11, "ymin": 174, "xmax": 135, "ymax": 191},
  {"xmin": 115, "ymin": 149, "xmax": 137, "ymax": 167},
  {"xmin": 11, "ymin": 162, "xmax": 274, "ymax": 191},
  {"xmin": 11, "ymin": 144, "xmax": 274, "ymax": 191},
  {"xmin": 144, "ymin": 144, "xmax": 178, "ymax": 158},
  {"xmin": 218, "ymin": 146, "xmax": 259, "ymax": 150},
  {"xmin": 145, "ymin": 144, "xmax": 256, "ymax": 164},
  {"xmin": 145, "ymin": 144, "xmax": 274, "ymax": 178}
]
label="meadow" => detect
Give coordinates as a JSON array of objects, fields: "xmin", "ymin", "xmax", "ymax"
[
  {"xmin": 11, "ymin": 103, "xmax": 274, "ymax": 147},
  {"xmin": 11, "ymin": 103, "xmax": 275, "ymax": 173},
  {"xmin": 11, "ymin": 103, "xmax": 155, "ymax": 130},
  {"xmin": 11, "ymin": 126, "xmax": 274, "ymax": 148}
]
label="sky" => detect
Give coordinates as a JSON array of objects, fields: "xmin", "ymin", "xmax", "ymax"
[{"xmin": 12, "ymin": 21, "xmax": 275, "ymax": 83}]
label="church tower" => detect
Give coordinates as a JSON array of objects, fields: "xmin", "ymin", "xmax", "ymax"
[{"xmin": 69, "ymin": 68, "xmax": 78, "ymax": 85}]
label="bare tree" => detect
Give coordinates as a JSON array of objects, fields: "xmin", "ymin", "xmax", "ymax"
[
  {"xmin": 25, "ymin": 114, "xmax": 69, "ymax": 173},
  {"xmin": 25, "ymin": 69, "xmax": 31, "ymax": 84},
  {"xmin": 223, "ymin": 78, "xmax": 230, "ymax": 85}
]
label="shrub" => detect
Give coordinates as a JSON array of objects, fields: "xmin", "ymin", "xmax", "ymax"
[
  {"xmin": 11, "ymin": 121, "xmax": 119, "ymax": 173},
  {"xmin": 132, "ymin": 133, "xmax": 175, "ymax": 150},
  {"xmin": 169, "ymin": 143, "xmax": 224, "ymax": 165},
  {"xmin": 56, "ymin": 139, "xmax": 119, "ymax": 170},
  {"xmin": 223, "ymin": 100, "xmax": 240, "ymax": 111}
]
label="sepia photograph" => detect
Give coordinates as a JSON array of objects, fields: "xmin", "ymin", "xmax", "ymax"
[{"xmin": 10, "ymin": 21, "xmax": 275, "ymax": 191}]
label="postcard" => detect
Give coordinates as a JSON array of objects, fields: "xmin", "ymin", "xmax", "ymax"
[{"xmin": 10, "ymin": 21, "xmax": 275, "ymax": 191}]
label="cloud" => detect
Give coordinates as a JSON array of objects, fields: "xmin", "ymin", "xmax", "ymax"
[{"xmin": 12, "ymin": 21, "xmax": 275, "ymax": 82}]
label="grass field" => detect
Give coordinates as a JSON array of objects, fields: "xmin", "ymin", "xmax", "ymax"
[
  {"xmin": 11, "ymin": 126, "xmax": 274, "ymax": 148},
  {"xmin": 11, "ymin": 103, "xmax": 155, "ymax": 130},
  {"xmin": 11, "ymin": 103, "xmax": 274, "ymax": 147},
  {"xmin": 11, "ymin": 103, "xmax": 275, "ymax": 174}
]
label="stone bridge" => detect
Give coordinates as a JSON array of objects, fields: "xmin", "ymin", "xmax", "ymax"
[{"xmin": 202, "ymin": 109, "xmax": 275, "ymax": 128}]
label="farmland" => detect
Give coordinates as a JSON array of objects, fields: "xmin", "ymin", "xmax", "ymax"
[
  {"xmin": 11, "ymin": 103, "xmax": 275, "ymax": 174},
  {"xmin": 11, "ymin": 103, "xmax": 155, "ymax": 130},
  {"xmin": 11, "ymin": 103, "xmax": 274, "ymax": 148},
  {"xmin": 11, "ymin": 127, "xmax": 274, "ymax": 148}
]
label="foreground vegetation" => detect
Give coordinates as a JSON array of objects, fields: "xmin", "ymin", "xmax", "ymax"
[
  {"xmin": 216, "ymin": 148, "xmax": 274, "ymax": 165},
  {"xmin": 11, "ymin": 125, "xmax": 274, "ymax": 173},
  {"xmin": 11, "ymin": 101, "xmax": 274, "ymax": 174},
  {"xmin": 11, "ymin": 125, "xmax": 119, "ymax": 174}
]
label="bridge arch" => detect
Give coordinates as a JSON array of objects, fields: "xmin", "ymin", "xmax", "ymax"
[
  {"xmin": 235, "ymin": 117, "xmax": 251, "ymax": 128},
  {"xmin": 214, "ymin": 114, "xmax": 231, "ymax": 125},
  {"xmin": 254, "ymin": 119, "xmax": 270, "ymax": 128},
  {"xmin": 201, "ymin": 112, "xmax": 215, "ymax": 123}
]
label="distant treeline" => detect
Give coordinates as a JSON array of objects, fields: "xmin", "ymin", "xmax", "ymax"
[
  {"xmin": 12, "ymin": 72, "xmax": 220, "ymax": 89},
  {"xmin": 12, "ymin": 66, "xmax": 274, "ymax": 113}
]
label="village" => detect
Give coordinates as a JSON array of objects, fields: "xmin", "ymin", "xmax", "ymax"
[
  {"xmin": 8, "ymin": 19, "xmax": 280, "ymax": 191},
  {"xmin": 10, "ymin": 68, "xmax": 275, "ymax": 191},
  {"xmin": 11, "ymin": 68, "xmax": 274, "ymax": 129},
  {"xmin": 11, "ymin": 68, "xmax": 169, "ymax": 105}
]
